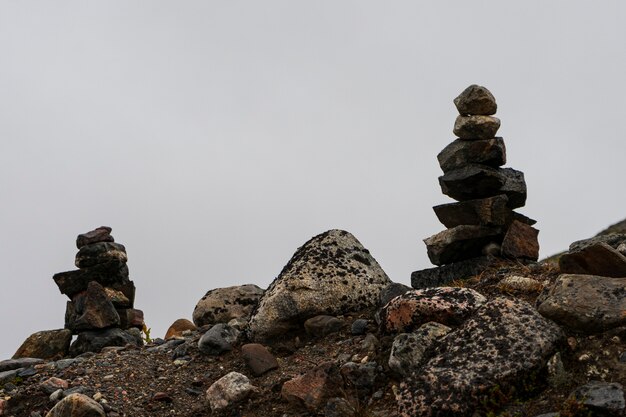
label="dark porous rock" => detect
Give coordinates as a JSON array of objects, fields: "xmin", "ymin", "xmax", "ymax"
[
  {"xmin": 411, "ymin": 256, "xmax": 496, "ymax": 289},
  {"xmin": 537, "ymin": 274, "xmax": 626, "ymax": 332},
  {"xmin": 65, "ymin": 281, "xmax": 120, "ymax": 333},
  {"xmin": 560, "ymin": 242, "xmax": 626, "ymax": 277},
  {"xmin": 281, "ymin": 361, "xmax": 344, "ymax": 412},
  {"xmin": 69, "ymin": 328, "xmax": 143, "ymax": 356},
  {"xmin": 379, "ymin": 287, "xmax": 486, "ymax": 333},
  {"xmin": 198, "ymin": 323, "xmax": 240, "ymax": 355},
  {"xmin": 397, "ymin": 298, "xmax": 563, "ymax": 417},
  {"xmin": 453, "ymin": 115, "xmax": 501, "ymax": 140},
  {"xmin": 433, "ymin": 195, "xmax": 510, "ymax": 228},
  {"xmin": 304, "ymin": 315, "xmax": 344, "ymax": 338},
  {"xmin": 388, "ymin": 322, "xmax": 451, "ymax": 377},
  {"xmin": 53, "ymin": 260, "xmax": 132, "ymax": 299},
  {"xmin": 437, "ymin": 137, "xmax": 506, "ymax": 173},
  {"xmin": 351, "ymin": 319, "xmax": 369, "ymax": 335},
  {"xmin": 453, "ymin": 84, "xmax": 497, "ymax": 116},
  {"xmin": 45, "ymin": 392, "xmax": 105, "ymax": 417},
  {"xmin": 248, "ymin": 230, "xmax": 391, "ymax": 342},
  {"xmin": 164, "ymin": 318, "xmax": 196, "ymax": 340},
  {"xmin": 379, "ymin": 282, "xmax": 412, "ymax": 307},
  {"xmin": 572, "ymin": 381, "xmax": 625, "ymax": 415},
  {"xmin": 75, "ymin": 242, "xmax": 127, "ymax": 269},
  {"xmin": 439, "ymin": 165, "xmax": 527, "ymax": 208},
  {"xmin": 340, "ymin": 361, "xmax": 379, "ymax": 391},
  {"xmin": 192, "ymin": 284, "xmax": 264, "ymax": 327},
  {"xmin": 424, "ymin": 225, "xmax": 503, "ymax": 265},
  {"xmin": 116, "ymin": 308, "xmax": 144, "ymax": 330},
  {"xmin": 76, "ymin": 226, "xmax": 114, "ymax": 249},
  {"xmin": 0, "ymin": 358, "xmax": 44, "ymax": 372},
  {"xmin": 13, "ymin": 329, "xmax": 72, "ymax": 360},
  {"xmin": 501, "ymin": 220, "xmax": 539, "ymax": 261},
  {"xmin": 241, "ymin": 343, "xmax": 279, "ymax": 376}
]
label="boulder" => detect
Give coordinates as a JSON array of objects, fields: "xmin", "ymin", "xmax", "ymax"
[
  {"xmin": 65, "ymin": 281, "xmax": 120, "ymax": 333},
  {"xmin": 304, "ymin": 315, "xmax": 344, "ymax": 338},
  {"xmin": 433, "ymin": 195, "xmax": 511, "ymax": 228},
  {"xmin": 453, "ymin": 115, "xmax": 501, "ymax": 139},
  {"xmin": 411, "ymin": 256, "xmax": 496, "ymax": 289},
  {"xmin": 537, "ymin": 274, "xmax": 626, "ymax": 332},
  {"xmin": 501, "ymin": 220, "xmax": 539, "ymax": 261},
  {"xmin": 241, "ymin": 343, "xmax": 279, "ymax": 376},
  {"xmin": 379, "ymin": 282, "xmax": 412, "ymax": 307},
  {"xmin": 164, "ymin": 318, "xmax": 196, "ymax": 340},
  {"xmin": 569, "ymin": 233, "xmax": 626, "ymax": 252},
  {"xmin": 76, "ymin": 226, "xmax": 114, "ymax": 249},
  {"xmin": 281, "ymin": 362, "xmax": 344, "ymax": 412},
  {"xmin": 192, "ymin": 284, "xmax": 264, "ymax": 327},
  {"xmin": 379, "ymin": 287, "xmax": 486, "ymax": 333},
  {"xmin": 424, "ymin": 225, "xmax": 503, "ymax": 265},
  {"xmin": 388, "ymin": 322, "xmax": 451, "ymax": 377},
  {"xmin": 559, "ymin": 242, "xmax": 626, "ymax": 277},
  {"xmin": 75, "ymin": 242, "xmax": 127, "ymax": 269},
  {"xmin": 248, "ymin": 230, "xmax": 391, "ymax": 342},
  {"xmin": 12, "ymin": 329, "xmax": 72, "ymax": 360},
  {"xmin": 437, "ymin": 137, "xmax": 506, "ymax": 173},
  {"xmin": 53, "ymin": 260, "xmax": 133, "ymax": 300},
  {"xmin": 45, "ymin": 393, "xmax": 105, "ymax": 417},
  {"xmin": 198, "ymin": 323, "xmax": 240, "ymax": 355},
  {"xmin": 206, "ymin": 372, "xmax": 257, "ymax": 411},
  {"xmin": 453, "ymin": 84, "xmax": 497, "ymax": 115},
  {"xmin": 0, "ymin": 358, "xmax": 44, "ymax": 372},
  {"xmin": 69, "ymin": 328, "xmax": 143, "ymax": 356},
  {"xmin": 572, "ymin": 381, "xmax": 625, "ymax": 416},
  {"xmin": 397, "ymin": 298, "xmax": 563, "ymax": 417}
]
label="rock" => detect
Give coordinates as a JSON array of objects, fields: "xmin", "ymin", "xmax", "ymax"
[
  {"xmin": 569, "ymin": 233, "xmax": 626, "ymax": 252},
  {"xmin": 378, "ymin": 282, "xmax": 412, "ymax": 307},
  {"xmin": 433, "ymin": 195, "xmax": 511, "ymax": 228},
  {"xmin": 388, "ymin": 322, "xmax": 451, "ymax": 377},
  {"xmin": 351, "ymin": 319, "xmax": 369, "ymax": 335},
  {"xmin": 572, "ymin": 381, "xmax": 625, "ymax": 415},
  {"xmin": 453, "ymin": 85, "xmax": 497, "ymax": 116},
  {"xmin": 13, "ymin": 329, "xmax": 72, "ymax": 360},
  {"xmin": 0, "ymin": 398, "xmax": 5, "ymax": 415},
  {"xmin": 424, "ymin": 225, "xmax": 503, "ymax": 265},
  {"xmin": 360, "ymin": 333, "xmax": 379, "ymax": 356},
  {"xmin": 537, "ymin": 274, "xmax": 626, "ymax": 332},
  {"xmin": 69, "ymin": 328, "xmax": 143, "ymax": 356},
  {"xmin": 151, "ymin": 392, "xmax": 172, "ymax": 402},
  {"xmin": 248, "ymin": 230, "xmax": 391, "ymax": 342},
  {"xmin": 198, "ymin": 324, "xmax": 240, "ymax": 355},
  {"xmin": 75, "ymin": 242, "xmax": 127, "ymax": 269},
  {"xmin": 103, "ymin": 288, "xmax": 130, "ymax": 308},
  {"xmin": 192, "ymin": 284, "xmax": 264, "ymax": 327},
  {"xmin": 0, "ymin": 358, "xmax": 44, "ymax": 372},
  {"xmin": 116, "ymin": 308, "xmax": 144, "ymax": 330},
  {"xmin": 618, "ymin": 243, "xmax": 626, "ymax": 256},
  {"xmin": 76, "ymin": 227, "xmax": 114, "ymax": 249},
  {"xmin": 397, "ymin": 297, "xmax": 563, "ymax": 417},
  {"xmin": 40, "ymin": 377, "xmax": 69, "ymax": 395},
  {"xmin": 0, "ymin": 369, "xmax": 20, "ymax": 384},
  {"xmin": 453, "ymin": 115, "xmax": 501, "ymax": 140},
  {"xmin": 53, "ymin": 261, "xmax": 133, "ymax": 301},
  {"xmin": 45, "ymin": 393, "xmax": 105, "ymax": 417},
  {"xmin": 241, "ymin": 343, "xmax": 279, "ymax": 376},
  {"xmin": 164, "ymin": 319, "xmax": 196, "ymax": 340},
  {"xmin": 437, "ymin": 137, "xmax": 506, "ymax": 173},
  {"xmin": 498, "ymin": 276, "xmax": 543, "ymax": 293},
  {"xmin": 379, "ymin": 287, "xmax": 486, "ymax": 333},
  {"xmin": 324, "ymin": 397, "xmax": 355, "ymax": 417},
  {"xmin": 501, "ymin": 220, "xmax": 539, "ymax": 260},
  {"xmin": 340, "ymin": 361, "xmax": 379, "ymax": 391},
  {"xmin": 546, "ymin": 352, "xmax": 569, "ymax": 388},
  {"xmin": 411, "ymin": 256, "xmax": 496, "ymax": 289},
  {"xmin": 281, "ymin": 362, "xmax": 344, "ymax": 412},
  {"xmin": 439, "ymin": 165, "xmax": 526, "ymax": 208},
  {"xmin": 559, "ymin": 242, "xmax": 626, "ymax": 277},
  {"xmin": 205, "ymin": 372, "xmax": 257, "ymax": 411},
  {"xmin": 304, "ymin": 315, "xmax": 344, "ymax": 338},
  {"xmin": 65, "ymin": 281, "xmax": 120, "ymax": 332}
]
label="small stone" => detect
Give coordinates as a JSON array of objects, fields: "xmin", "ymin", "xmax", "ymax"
[
  {"xmin": 164, "ymin": 319, "xmax": 196, "ymax": 340},
  {"xmin": 49, "ymin": 389, "xmax": 64, "ymax": 402},
  {"xmin": 45, "ymin": 393, "xmax": 105, "ymax": 417},
  {"xmin": 281, "ymin": 362, "xmax": 344, "ymax": 412},
  {"xmin": 76, "ymin": 227, "xmax": 114, "ymax": 249},
  {"xmin": 453, "ymin": 85, "xmax": 497, "ymax": 116},
  {"xmin": 241, "ymin": 344, "xmax": 279, "ymax": 376},
  {"xmin": 198, "ymin": 324, "xmax": 239, "ymax": 355},
  {"xmin": 567, "ymin": 337, "xmax": 578, "ymax": 351},
  {"xmin": 151, "ymin": 392, "xmax": 172, "ymax": 402},
  {"xmin": 75, "ymin": 242, "xmax": 127, "ymax": 269},
  {"xmin": 13, "ymin": 330, "xmax": 72, "ymax": 360},
  {"xmin": 304, "ymin": 315, "xmax": 344, "ymax": 338},
  {"xmin": 498, "ymin": 276, "xmax": 543, "ymax": 293},
  {"xmin": 351, "ymin": 319, "xmax": 369, "ymax": 335},
  {"xmin": 437, "ymin": 137, "xmax": 506, "ymax": 173},
  {"xmin": 572, "ymin": 381, "xmax": 625, "ymax": 415},
  {"xmin": 360, "ymin": 333, "xmax": 379, "ymax": 356},
  {"xmin": 388, "ymin": 322, "xmax": 451, "ymax": 377},
  {"xmin": 92, "ymin": 392, "xmax": 102, "ymax": 402},
  {"xmin": 547, "ymin": 352, "xmax": 569, "ymax": 388},
  {"xmin": 340, "ymin": 361, "xmax": 379, "ymax": 391},
  {"xmin": 40, "ymin": 377, "xmax": 69, "ymax": 395},
  {"xmin": 206, "ymin": 372, "xmax": 257, "ymax": 411},
  {"xmin": 453, "ymin": 115, "xmax": 501, "ymax": 140}
]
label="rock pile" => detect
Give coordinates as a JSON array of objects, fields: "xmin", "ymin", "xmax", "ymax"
[
  {"xmin": 412, "ymin": 85, "xmax": 539, "ymax": 288},
  {"xmin": 53, "ymin": 227, "xmax": 144, "ymax": 355}
]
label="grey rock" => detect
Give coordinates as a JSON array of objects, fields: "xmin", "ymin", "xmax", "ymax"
[
  {"xmin": 45, "ymin": 393, "xmax": 105, "ymax": 417},
  {"xmin": 198, "ymin": 324, "xmax": 240, "ymax": 355},
  {"xmin": 411, "ymin": 256, "xmax": 496, "ymax": 289},
  {"xmin": 248, "ymin": 230, "xmax": 391, "ymax": 342},
  {"xmin": 569, "ymin": 233, "xmax": 626, "ymax": 252},
  {"xmin": 360, "ymin": 333, "xmax": 379, "ymax": 356},
  {"xmin": 397, "ymin": 297, "xmax": 563, "ymax": 417},
  {"xmin": 351, "ymin": 319, "xmax": 369, "ymax": 335},
  {"xmin": 437, "ymin": 137, "xmax": 506, "ymax": 173},
  {"xmin": 572, "ymin": 381, "xmax": 625, "ymax": 415},
  {"xmin": 453, "ymin": 115, "xmax": 501, "ymax": 139},
  {"xmin": 0, "ymin": 358, "xmax": 44, "ymax": 372},
  {"xmin": 379, "ymin": 282, "xmax": 412, "ymax": 307},
  {"xmin": 537, "ymin": 274, "xmax": 626, "ymax": 332},
  {"xmin": 434, "ymin": 194, "xmax": 511, "ymax": 228},
  {"xmin": 75, "ymin": 242, "xmax": 127, "ymax": 269},
  {"xmin": 76, "ymin": 227, "xmax": 113, "ymax": 249},
  {"xmin": 192, "ymin": 284, "xmax": 264, "ymax": 327},
  {"xmin": 206, "ymin": 372, "xmax": 257, "ymax": 411},
  {"xmin": 0, "ymin": 368, "xmax": 20, "ymax": 384},
  {"xmin": 69, "ymin": 328, "xmax": 142, "ymax": 356},
  {"xmin": 559, "ymin": 242, "xmax": 626, "ymax": 277},
  {"xmin": 340, "ymin": 361, "xmax": 379, "ymax": 390},
  {"xmin": 453, "ymin": 85, "xmax": 497, "ymax": 115},
  {"xmin": 13, "ymin": 329, "xmax": 72, "ymax": 360},
  {"xmin": 54, "ymin": 358, "xmax": 83, "ymax": 370},
  {"xmin": 424, "ymin": 225, "xmax": 503, "ymax": 265},
  {"xmin": 388, "ymin": 322, "xmax": 451, "ymax": 377},
  {"xmin": 304, "ymin": 315, "xmax": 344, "ymax": 338},
  {"xmin": 146, "ymin": 339, "xmax": 185, "ymax": 353}
]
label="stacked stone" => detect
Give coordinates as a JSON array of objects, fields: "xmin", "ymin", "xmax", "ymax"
[
  {"xmin": 424, "ymin": 85, "xmax": 539, "ymax": 267},
  {"xmin": 53, "ymin": 227, "xmax": 144, "ymax": 354}
]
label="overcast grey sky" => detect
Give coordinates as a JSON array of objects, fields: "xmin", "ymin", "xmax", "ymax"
[{"xmin": 1, "ymin": 1, "xmax": 625, "ymax": 359}]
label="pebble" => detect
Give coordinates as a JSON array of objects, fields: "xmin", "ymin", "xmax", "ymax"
[{"xmin": 351, "ymin": 319, "xmax": 369, "ymax": 335}]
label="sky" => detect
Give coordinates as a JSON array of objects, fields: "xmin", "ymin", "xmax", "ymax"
[{"xmin": 1, "ymin": 1, "xmax": 625, "ymax": 360}]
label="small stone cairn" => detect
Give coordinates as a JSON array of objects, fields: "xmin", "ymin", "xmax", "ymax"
[
  {"xmin": 412, "ymin": 85, "xmax": 539, "ymax": 288},
  {"xmin": 53, "ymin": 227, "xmax": 144, "ymax": 354}
]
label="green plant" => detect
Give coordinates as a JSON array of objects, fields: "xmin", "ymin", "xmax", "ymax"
[{"xmin": 142, "ymin": 323, "xmax": 152, "ymax": 344}]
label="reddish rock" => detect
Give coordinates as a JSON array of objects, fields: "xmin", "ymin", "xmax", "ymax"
[
  {"xmin": 281, "ymin": 362, "xmax": 344, "ymax": 412},
  {"xmin": 151, "ymin": 392, "xmax": 173, "ymax": 402},
  {"xmin": 501, "ymin": 220, "xmax": 539, "ymax": 261},
  {"xmin": 103, "ymin": 287, "xmax": 131, "ymax": 308},
  {"xmin": 65, "ymin": 281, "xmax": 120, "ymax": 333},
  {"xmin": 76, "ymin": 226, "xmax": 114, "ymax": 249},
  {"xmin": 241, "ymin": 344, "xmax": 279, "ymax": 376},
  {"xmin": 40, "ymin": 377, "xmax": 69, "ymax": 394},
  {"xmin": 165, "ymin": 318, "xmax": 196, "ymax": 340},
  {"xmin": 13, "ymin": 329, "xmax": 72, "ymax": 360},
  {"xmin": 559, "ymin": 243, "xmax": 626, "ymax": 277},
  {"xmin": 117, "ymin": 308, "xmax": 144, "ymax": 330}
]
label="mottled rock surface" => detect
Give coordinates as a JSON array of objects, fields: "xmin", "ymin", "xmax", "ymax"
[
  {"xmin": 75, "ymin": 242, "xmax": 127, "ymax": 268},
  {"xmin": 248, "ymin": 230, "xmax": 390, "ymax": 342},
  {"xmin": 388, "ymin": 322, "xmax": 451, "ymax": 376},
  {"xmin": 192, "ymin": 284, "xmax": 264, "ymax": 327},
  {"xmin": 437, "ymin": 137, "xmax": 506, "ymax": 173},
  {"xmin": 453, "ymin": 84, "xmax": 497, "ymax": 115},
  {"xmin": 206, "ymin": 372, "xmax": 258, "ymax": 411},
  {"xmin": 378, "ymin": 282, "xmax": 412, "ymax": 307},
  {"xmin": 45, "ymin": 393, "xmax": 105, "ymax": 417},
  {"xmin": 453, "ymin": 115, "xmax": 501, "ymax": 139},
  {"xmin": 304, "ymin": 315, "xmax": 343, "ymax": 338},
  {"xmin": 424, "ymin": 225, "xmax": 502, "ymax": 265},
  {"xmin": 12, "ymin": 329, "xmax": 72, "ymax": 360},
  {"xmin": 572, "ymin": 381, "xmax": 625, "ymax": 415}
]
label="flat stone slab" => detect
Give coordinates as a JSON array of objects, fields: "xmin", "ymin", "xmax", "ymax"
[
  {"xmin": 453, "ymin": 115, "xmax": 501, "ymax": 139},
  {"xmin": 559, "ymin": 242, "xmax": 626, "ymax": 277},
  {"xmin": 437, "ymin": 137, "xmax": 506, "ymax": 173},
  {"xmin": 75, "ymin": 242, "xmax": 127, "ymax": 268},
  {"xmin": 537, "ymin": 274, "xmax": 626, "ymax": 332},
  {"xmin": 424, "ymin": 225, "xmax": 503, "ymax": 266},
  {"xmin": 411, "ymin": 256, "xmax": 496, "ymax": 289},
  {"xmin": 53, "ymin": 260, "xmax": 132, "ymax": 299},
  {"xmin": 433, "ymin": 195, "xmax": 510, "ymax": 228}
]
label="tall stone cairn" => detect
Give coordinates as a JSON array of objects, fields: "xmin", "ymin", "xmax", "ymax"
[
  {"xmin": 412, "ymin": 85, "xmax": 539, "ymax": 288},
  {"xmin": 52, "ymin": 227, "xmax": 144, "ymax": 354}
]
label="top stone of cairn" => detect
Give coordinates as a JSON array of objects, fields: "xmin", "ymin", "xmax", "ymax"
[{"xmin": 454, "ymin": 84, "xmax": 497, "ymax": 116}]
